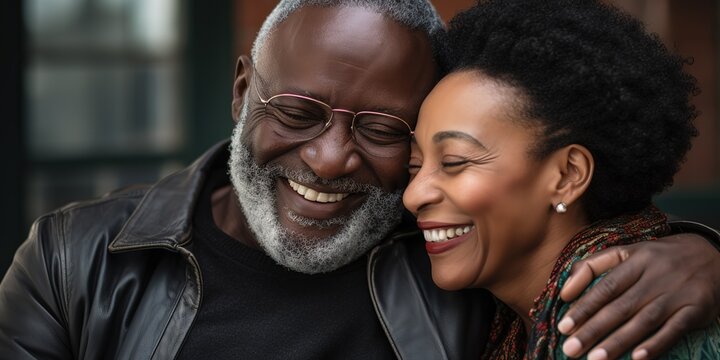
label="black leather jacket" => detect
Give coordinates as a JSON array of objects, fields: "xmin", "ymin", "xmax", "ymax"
[
  {"xmin": 0, "ymin": 142, "xmax": 493, "ymax": 360},
  {"xmin": 1, "ymin": 142, "xmax": 717, "ymax": 360}
]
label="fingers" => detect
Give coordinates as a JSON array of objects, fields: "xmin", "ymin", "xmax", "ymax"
[
  {"xmin": 564, "ymin": 304, "xmax": 700, "ymax": 360},
  {"xmin": 559, "ymin": 234, "xmax": 720, "ymax": 359},
  {"xmin": 564, "ymin": 295, "xmax": 671, "ymax": 359},
  {"xmin": 559, "ymin": 247, "xmax": 637, "ymax": 335},
  {"xmin": 629, "ymin": 306, "xmax": 699, "ymax": 359},
  {"xmin": 560, "ymin": 247, "xmax": 629, "ymax": 302},
  {"xmin": 560, "ymin": 280, "xmax": 652, "ymax": 358}
]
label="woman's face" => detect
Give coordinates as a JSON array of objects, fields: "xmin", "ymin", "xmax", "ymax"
[{"xmin": 403, "ymin": 71, "xmax": 556, "ymax": 291}]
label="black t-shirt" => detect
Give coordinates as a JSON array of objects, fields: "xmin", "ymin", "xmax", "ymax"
[{"xmin": 177, "ymin": 166, "xmax": 396, "ymax": 359}]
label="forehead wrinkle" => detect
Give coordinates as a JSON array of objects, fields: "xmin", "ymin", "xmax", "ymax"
[{"xmin": 273, "ymin": 6, "xmax": 387, "ymax": 63}]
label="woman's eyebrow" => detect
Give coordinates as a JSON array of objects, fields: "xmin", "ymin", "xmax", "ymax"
[{"xmin": 432, "ymin": 130, "xmax": 487, "ymax": 150}]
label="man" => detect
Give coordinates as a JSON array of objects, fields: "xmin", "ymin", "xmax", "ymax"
[{"xmin": 1, "ymin": 1, "xmax": 719, "ymax": 359}]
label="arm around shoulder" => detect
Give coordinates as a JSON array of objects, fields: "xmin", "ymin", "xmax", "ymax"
[
  {"xmin": 0, "ymin": 213, "xmax": 74, "ymax": 359},
  {"xmin": 668, "ymin": 219, "xmax": 720, "ymax": 251},
  {"xmin": 557, "ymin": 218, "xmax": 720, "ymax": 359}
]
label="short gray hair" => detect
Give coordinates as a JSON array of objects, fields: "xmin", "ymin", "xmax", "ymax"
[{"xmin": 250, "ymin": 0, "xmax": 446, "ymax": 66}]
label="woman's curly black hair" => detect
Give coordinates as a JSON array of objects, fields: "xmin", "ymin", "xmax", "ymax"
[{"xmin": 446, "ymin": 0, "xmax": 699, "ymax": 221}]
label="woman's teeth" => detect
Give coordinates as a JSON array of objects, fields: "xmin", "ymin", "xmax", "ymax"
[
  {"xmin": 423, "ymin": 226, "xmax": 473, "ymax": 243},
  {"xmin": 288, "ymin": 179, "xmax": 350, "ymax": 203}
]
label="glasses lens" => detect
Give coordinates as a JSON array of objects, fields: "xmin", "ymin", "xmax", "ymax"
[
  {"xmin": 265, "ymin": 95, "xmax": 332, "ymax": 141},
  {"xmin": 353, "ymin": 113, "xmax": 412, "ymax": 157}
]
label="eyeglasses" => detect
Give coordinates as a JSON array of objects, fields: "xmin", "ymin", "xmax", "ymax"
[{"xmin": 253, "ymin": 68, "xmax": 414, "ymax": 158}]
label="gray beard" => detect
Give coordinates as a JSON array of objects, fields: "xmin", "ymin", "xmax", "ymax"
[{"xmin": 227, "ymin": 103, "xmax": 403, "ymax": 274}]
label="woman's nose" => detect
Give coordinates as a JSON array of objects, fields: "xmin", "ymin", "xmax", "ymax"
[{"xmin": 403, "ymin": 166, "xmax": 443, "ymax": 215}]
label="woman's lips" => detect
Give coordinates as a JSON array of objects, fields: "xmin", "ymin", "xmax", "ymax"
[{"xmin": 417, "ymin": 222, "xmax": 475, "ymax": 255}]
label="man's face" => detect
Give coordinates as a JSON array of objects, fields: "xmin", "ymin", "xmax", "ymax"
[{"xmin": 229, "ymin": 6, "xmax": 437, "ymax": 273}]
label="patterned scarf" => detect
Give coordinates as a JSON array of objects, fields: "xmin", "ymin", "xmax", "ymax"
[{"xmin": 481, "ymin": 206, "xmax": 670, "ymax": 360}]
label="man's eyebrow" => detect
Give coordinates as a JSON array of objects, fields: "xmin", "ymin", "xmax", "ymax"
[
  {"xmin": 259, "ymin": 78, "xmax": 320, "ymax": 99},
  {"xmin": 432, "ymin": 131, "xmax": 486, "ymax": 149},
  {"xmin": 282, "ymin": 86, "xmax": 321, "ymax": 99},
  {"xmin": 373, "ymin": 105, "xmax": 409, "ymax": 115}
]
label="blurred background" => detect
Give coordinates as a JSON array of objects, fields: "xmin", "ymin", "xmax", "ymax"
[{"xmin": 1, "ymin": 0, "xmax": 718, "ymax": 274}]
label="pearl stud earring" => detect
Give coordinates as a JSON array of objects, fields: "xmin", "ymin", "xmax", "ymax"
[{"xmin": 555, "ymin": 202, "xmax": 568, "ymax": 214}]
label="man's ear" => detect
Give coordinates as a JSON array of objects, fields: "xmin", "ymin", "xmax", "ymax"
[
  {"xmin": 231, "ymin": 55, "xmax": 253, "ymax": 123},
  {"xmin": 549, "ymin": 144, "xmax": 594, "ymax": 211}
]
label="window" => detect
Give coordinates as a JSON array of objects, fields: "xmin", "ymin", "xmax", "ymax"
[{"xmin": 25, "ymin": 0, "xmax": 186, "ymax": 222}]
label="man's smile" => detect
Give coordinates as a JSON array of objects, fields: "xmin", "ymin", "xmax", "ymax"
[
  {"xmin": 287, "ymin": 179, "xmax": 350, "ymax": 203},
  {"xmin": 276, "ymin": 178, "xmax": 365, "ymax": 222}
]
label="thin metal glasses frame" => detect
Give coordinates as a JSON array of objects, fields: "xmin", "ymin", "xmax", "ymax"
[{"xmin": 252, "ymin": 71, "xmax": 414, "ymax": 142}]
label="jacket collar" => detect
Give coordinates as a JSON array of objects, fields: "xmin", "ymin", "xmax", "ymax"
[
  {"xmin": 109, "ymin": 140, "xmax": 230, "ymax": 252},
  {"xmin": 368, "ymin": 233, "xmax": 491, "ymax": 360}
]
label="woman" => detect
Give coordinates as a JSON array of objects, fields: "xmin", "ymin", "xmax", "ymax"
[{"xmin": 403, "ymin": 0, "xmax": 720, "ymax": 359}]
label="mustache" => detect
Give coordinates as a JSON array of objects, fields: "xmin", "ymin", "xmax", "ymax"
[
  {"xmin": 258, "ymin": 161, "xmax": 384, "ymax": 194},
  {"xmin": 284, "ymin": 170, "xmax": 379, "ymax": 193}
]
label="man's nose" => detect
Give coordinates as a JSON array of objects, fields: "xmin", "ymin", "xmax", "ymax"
[{"xmin": 299, "ymin": 114, "xmax": 362, "ymax": 179}]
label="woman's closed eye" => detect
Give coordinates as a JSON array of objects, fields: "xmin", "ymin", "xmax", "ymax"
[
  {"xmin": 441, "ymin": 159, "xmax": 469, "ymax": 167},
  {"xmin": 440, "ymin": 153, "xmax": 496, "ymax": 173},
  {"xmin": 441, "ymin": 156, "xmax": 473, "ymax": 172}
]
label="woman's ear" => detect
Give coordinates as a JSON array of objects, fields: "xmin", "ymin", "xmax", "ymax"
[
  {"xmin": 549, "ymin": 144, "xmax": 594, "ymax": 212},
  {"xmin": 231, "ymin": 55, "xmax": 254, "ymax": 123}
]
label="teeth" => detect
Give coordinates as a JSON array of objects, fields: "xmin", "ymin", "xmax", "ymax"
[
  {"xmin": 288, "ymin": 179, "xmax": 349, "ymax": 203},
  {"xmin": 304, "ymin": 189, "xmax": 319, "ymax": 201},
  {"xmin": 423, "ymin": 226, "xmax": 473, "ymax": 243}
]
